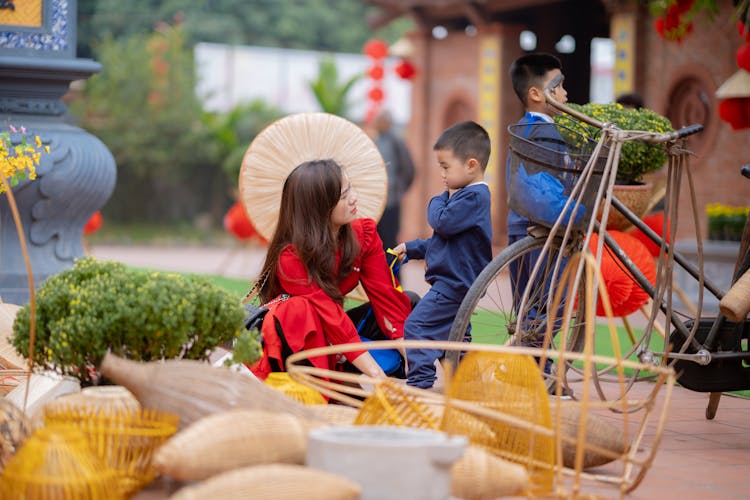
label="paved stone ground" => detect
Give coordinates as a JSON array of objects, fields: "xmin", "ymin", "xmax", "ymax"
[{"xmin": 93, "ymin": 244, "xmax": 750, "ymax": 500}]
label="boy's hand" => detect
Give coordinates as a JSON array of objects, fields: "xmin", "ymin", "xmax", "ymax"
[{"xmin": 390, "ymin": 244, "xmax": 407, "ymax": 262}]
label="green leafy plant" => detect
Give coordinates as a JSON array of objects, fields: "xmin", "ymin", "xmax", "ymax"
[
  {"xmin": 554, "ymin": 102, "xmax": 674, "ymax": 183},
  {"xmin": 308, "ymin": 56, "xmax": 362, "ymax": 118},
  {"xmin": 11, "ymin": 257, "xmax": 261, "ymax": 384}
]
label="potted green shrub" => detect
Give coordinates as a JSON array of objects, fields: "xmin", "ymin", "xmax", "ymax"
[
  {"xmin": 11, "ymin": 257, "xmax": 262, "ymax": 385},
  {"xmin": 554, "ymin": 102, "xmax": 673, "ymax": 183},
  {"xmin": 554, "ymin": 102, "xmax": 673, "ymax": 228}
]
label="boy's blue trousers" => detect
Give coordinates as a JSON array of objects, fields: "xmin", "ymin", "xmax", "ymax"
[{"xmin": 404, "ymin": 288, "xmax": 467, "ymax": 388}]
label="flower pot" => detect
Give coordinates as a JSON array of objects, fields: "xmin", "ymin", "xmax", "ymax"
[
  {"xmin": 306, "ymin": 426, "xmax": 467, "ymax": 500},
  {"xmin": 597, "ymin": 181, "xmax": 653, "ymax": 230}
]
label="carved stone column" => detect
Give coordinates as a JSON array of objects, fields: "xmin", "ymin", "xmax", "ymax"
[{"xmin": 0, "ymin": 0, "xmax": 116, "ymax": 304}]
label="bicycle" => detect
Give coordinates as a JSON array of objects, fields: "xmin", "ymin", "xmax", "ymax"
[{"xmin": 446, "ymin": 92, "xmax": 750, "ymax": 419}]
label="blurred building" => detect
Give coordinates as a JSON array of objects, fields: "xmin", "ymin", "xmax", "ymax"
[{"xmin": 365, "ymin": 0, "xmax": 748, "ymax": 246}]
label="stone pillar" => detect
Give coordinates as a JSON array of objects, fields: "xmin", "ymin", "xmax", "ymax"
[{"xmin": 0, "ymin": 0, "xmax": 116, "ymax": 304}]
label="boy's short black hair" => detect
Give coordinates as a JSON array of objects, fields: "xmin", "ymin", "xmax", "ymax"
[
  {"xmin": 509, "ymin": 53, "xmax": 562, "ymax": 106},
  {"xmin": 433, "ymin": 120, "xmax": 491, "ymax": 171}
]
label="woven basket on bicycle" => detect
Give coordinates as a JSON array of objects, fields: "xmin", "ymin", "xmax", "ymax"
[{"xmin": 507, "ymin": 122, "xmax": 608, "ymax": 231}]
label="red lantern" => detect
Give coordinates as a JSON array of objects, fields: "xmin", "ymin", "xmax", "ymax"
[
  {"xmin": 736, "ymin": 43, "xmax": 750, "ymax": 72},
  {"xmin": 718, "ymin": 98, "xmax": 750, "ymax": 130},
  {"xmin": 83, "ymin": 211, "xmax": 103, "ymax": 235},
  {"xmin": 589, "ymin": 231, "xmax": 657, "ymax": 317},
  {"xmin": 367, "ymin": 64, "xmax": 384, "ymax": 81},
  {"xmin": 224, "ymin": 201, "xmax": 265, "ymax": 242},
  {"xmin": 394, "ymin": 59, "xmax": 416, "ymax": 80},
  {"xmin": 368, "ymin": 86, "xmax": 384, "ymax": 102},
  {"xmin": 363, "ymin": 39, "xmax": 388, "ymax": 60},
  {"xmin": 630, "ymin": 212, "xmax": 671, "ymax": 258}
]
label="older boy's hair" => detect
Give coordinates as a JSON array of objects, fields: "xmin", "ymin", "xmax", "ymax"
[
  {"xmin": 433, "ymin": 121, "xmax": 491, "ymax": 171},
  {"xmin": 510, "ymin": 53, "xmax": 562, "ymax": 106}
]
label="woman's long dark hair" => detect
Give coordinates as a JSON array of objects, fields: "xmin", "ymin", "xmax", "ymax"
[{"xmin": 259, "ymin": 159, "xmax": 359, "ymax": 304}]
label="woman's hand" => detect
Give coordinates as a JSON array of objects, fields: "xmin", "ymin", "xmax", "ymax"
[{"xmin": 352, "ymin": 352, "xmax": 387, "ymax": 379}]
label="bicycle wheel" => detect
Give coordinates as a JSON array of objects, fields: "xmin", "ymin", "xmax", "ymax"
[{"xmin": 446, "ymin": 235, "xmax": 587, "ymax": 378}]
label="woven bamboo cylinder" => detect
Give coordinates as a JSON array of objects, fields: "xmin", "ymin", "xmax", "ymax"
[
  {"xmin": 153, "ymin": 409, "xmax": 309, "ymax": 481},
  {"xmin": 719, "ymin": 269, "xmax": 750, "ymax": 322},
  {"xmin": 99, "ymin": 353, "xmax": 321, "ymax": 429},
  {"xmin": 169, "ymin": 464, "xmax": 362, "ymax": 500},
  {"xmin": 451, "ymin": 445, "xmax": 529, "ymax": 499},
  {"xmin": 551, "ymin": 402, "xmax": 629, "ymax": 469}
]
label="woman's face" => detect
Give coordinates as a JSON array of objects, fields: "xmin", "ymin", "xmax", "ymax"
[{"xmin": 331, "ymin": 175, "xmax": 358, "ymax": 228}]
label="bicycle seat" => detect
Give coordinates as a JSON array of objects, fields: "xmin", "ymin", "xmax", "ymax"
[{"xmin": 742, "ymin": 164, "xmax": 750, "ymax": 180}]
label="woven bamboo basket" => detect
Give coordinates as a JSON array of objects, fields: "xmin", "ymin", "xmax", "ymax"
[
  {"xmin": 43, "ymin": 385, "xmax": 140, "ymax": 417},
  {"xmin": 0, "ymin": 398, "xmax": 33, "ymax": 471},
  {"xmin": 284, "ymin": 252, "xmax": 677, "ymax": 498},
  {"xmin": 0, "ymin": 425, "xmax": 122, "ymax": 499},
  {"xmin": 444, "ymin": 351, "xmax": 555, "ymax": 494},
  {"xmin": 354, "ymin": 380, "xmax": 441, "ymax": 429},
  {"xmin": 153, "ymin": 409, "xmax": 309, "ymax": 481},
  {"xmin": 264, "ymin": 372, "xmax": 327, "ymax": 405},
  {"xmin": 99, "ymin": 353, "xmax": 322, "ymax": 429},
  {"xmin": 43, "ymin": 406, "xmax": 178, "ymax": 495},
  {"xmin": 169, "ymin": 464, "xmax": 362, "ymax": 500},
  {"xmin": 307, "ymin": 404, "xmax": 359, "ymax": 426}
]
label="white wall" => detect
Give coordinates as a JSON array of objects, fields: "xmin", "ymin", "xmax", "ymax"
[{"xmin": 195, "ymin": 42, "xmax": 412, "ymax": 125}]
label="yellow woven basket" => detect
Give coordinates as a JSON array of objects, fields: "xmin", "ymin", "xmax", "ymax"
[
  {"xmin": 264, "ymin": 372, "xmax": 327, "ymax": 405},
  {"xmin": 43, "ymin": 406, "xmax": 178, "ymax": 495},
  {"xmin": 0, "ymin": 425, "xmax": 122, "ymax": 499}
]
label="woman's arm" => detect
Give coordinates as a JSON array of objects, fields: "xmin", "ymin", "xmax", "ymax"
[{"xmin": 356, "ymin": 220, "xmax": 412, "ymax": 340}]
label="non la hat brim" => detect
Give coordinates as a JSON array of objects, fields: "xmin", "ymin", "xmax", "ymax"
[
  {"xmin": 238, "ymin": 113, "xmax": 387, "ymax": 242},
  {"xmin": 716, "ymin": 69, "xmax": 750, "ymax": 98}
]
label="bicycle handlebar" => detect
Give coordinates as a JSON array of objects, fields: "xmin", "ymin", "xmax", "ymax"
[{"xmin": 543, "ymin": 89, "xmax": 704, "ymax": 144}]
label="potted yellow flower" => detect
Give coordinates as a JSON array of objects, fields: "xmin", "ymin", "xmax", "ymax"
[{"xmin": 0, "ymin": 125, "xmax": 49, "ymax": 192}]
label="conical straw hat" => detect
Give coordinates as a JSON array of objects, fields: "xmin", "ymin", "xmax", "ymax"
[
  {"xmin": 239, "ymin": 113, "xmax": 387, "ymax": 241},
  {"xmin": 716, "ymin": 69, "xmax": 750, "ymax": 98}
]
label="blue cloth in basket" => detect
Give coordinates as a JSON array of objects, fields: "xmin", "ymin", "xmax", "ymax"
[{"xmin": 516, "ymin": 165, "xmax": 585, "ymax": 226}]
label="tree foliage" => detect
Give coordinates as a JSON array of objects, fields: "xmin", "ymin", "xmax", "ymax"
[
  {"xmin": 77, "ymin": 0, "xmax": 413, "ymax": 58},
  {"xmin": 70, "ymin": 23, "xmax": 228, "ymax": 223}
]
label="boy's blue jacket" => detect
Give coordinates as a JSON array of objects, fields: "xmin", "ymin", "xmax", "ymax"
[
  {"xmin": 507, "ymin": 112, "xmax": 566, "ymax": 237},
  {"xmin": 405, "ymin": 183, "xmax": 492, "ymax": 303}
]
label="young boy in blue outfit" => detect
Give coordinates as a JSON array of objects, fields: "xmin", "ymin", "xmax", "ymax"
[
  {"xmin": 507, "ymin": 53, "xmax": 571, "ymax": 383},
  {"xmin": 393, "ymin": 121, "xmax": 492, "ymax": 389}
]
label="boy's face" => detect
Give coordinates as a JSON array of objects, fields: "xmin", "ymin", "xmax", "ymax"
[
  {"xmin": 436, "ymin": 149, "xmax": 478, "ymax": 191},
  {"xmin": 539, "ymin": 69, "xmax": 567, "ymax": 104}
]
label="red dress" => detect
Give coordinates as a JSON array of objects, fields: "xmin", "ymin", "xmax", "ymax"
[{"xmin": 251, "ymin": 218, "xmax": 412, "ymax": 379}]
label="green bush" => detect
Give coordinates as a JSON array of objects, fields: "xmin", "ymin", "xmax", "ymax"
[
  {"xmin": 11, "ymin": 257, "xmax": 261, "ymax": 384},
  {"xmin": 554, "ymin": 102, "xmax": 674, "ymax": 183}
]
